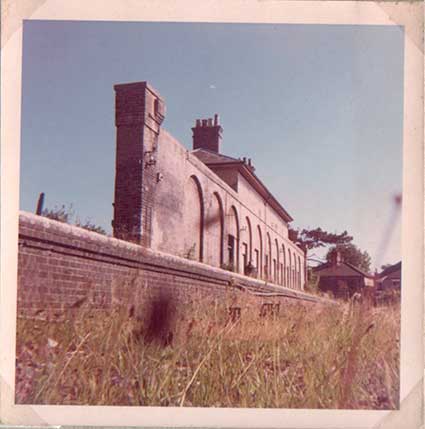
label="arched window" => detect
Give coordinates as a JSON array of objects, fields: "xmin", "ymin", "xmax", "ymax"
[
  {"xmin": 255, "ymin": 226, "xmax": 263, "ymax": 278},
  {"xmin": 245, "ymin": 216, "xmax": 253, "ymax": 263},
  {"xmin": 293, "ymin": 251, "xmax": 297, "ymax": 288},
  {"xmin": 298, "ymin": 255, "xmax": 302, "ymax": 289},
  {"xmin": 282, "ymin": 244, "xmax": 286, "ymax": 287},
  {"xmin": 275, "ymin": 239, "xmax": 280, "ymax": 284},
  {"xmin": 266, "ymin": 233, "xmax": 272, "ymax": 281},
  {"xmin": 287, "ymin": 249, "xmax": 292, "ymax": 288},
  {"xmin": 226, "ymin": 206, "xmax": 240, "ymax": 273},
  {"xmin": 241, "ymin": 216, "xmax": 253, "ymax": 274}
]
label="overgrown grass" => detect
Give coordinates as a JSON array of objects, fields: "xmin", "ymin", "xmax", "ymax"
[{"xmin": 15, "ymin": 290, "xmax": 400, "ymax": 409}]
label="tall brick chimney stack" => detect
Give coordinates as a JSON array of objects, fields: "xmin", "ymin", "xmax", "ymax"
[
  {"xmin": 112, "ymin": 81, "xmax": 165, "ymax": 245},
  {"xmin": 192, "ymin": 113, "xmax": 222, "ymax": 153}
]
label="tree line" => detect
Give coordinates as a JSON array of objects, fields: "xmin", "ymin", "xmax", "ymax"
[{"xmin": 289, "ymin": 227, "xmax": 372, "ymax": 273}]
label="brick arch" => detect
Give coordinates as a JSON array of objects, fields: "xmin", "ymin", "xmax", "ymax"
[
  {"xmin": 205, "ymin": 191, "xmax": 224, "ymax": 267},
  {"xmin": 256, "ymin": 225, "xmax": 263, "ymax": 278},
  {"xmin": 266, "ymin": 232, "xmax": 272, "ymax": 281},
  {"xmin": 183, "ymin": 175, "xmax": 204, "ymax": 262},
  {"xmin": 282, "ymin": 244, "xmax": 286, "ymax": 286},
  {"xmin": 298, "ymin": 255, "xmax": 302, "ymax": 289},
  {"xmin": 239, "ymin": 215, "xmax": 253, "ymax": 275},
  {"xmin": 287, "ymin": 248, "xmax": 292, "ymax": 288},
  {"xmin": 214, "ymin": 193, "xmax": 224, "ymax": 266},
  {"xmin": 245, "ymin": 216, "xmax": 253, "ymax": 262},
  {"xmin": 226, "ymin": 205, "xmax": 240, "ymax": 273},
  {"xmin": 274, "ymin": 239, "xmax": 280, "ymax": 284}
]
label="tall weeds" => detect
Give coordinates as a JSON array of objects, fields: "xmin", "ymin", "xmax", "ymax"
[{"xmin": 15, "ymin": 291, "xmax": 400, "ymax": 409}]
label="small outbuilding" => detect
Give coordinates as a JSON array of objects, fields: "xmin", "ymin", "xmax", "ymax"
[
  {"xmin": 313, "ymin": 252, "xmax": 374, "ymax": 300},
  {"xmin": 376, "ymin": 261, "xmax": 401, "ymax": 290},
  {"xmin": 374, "ymin": 261, "xmax": 401, "ymax": 304}
]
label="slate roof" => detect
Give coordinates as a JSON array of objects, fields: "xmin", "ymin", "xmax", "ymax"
[
  {"xmin": 313, "ymin": 261, "xmax": 373, "ymax": 278},
  {"xmin": 378, "ymin": 261, "xmax": 401, "ymax": 278},
  {"xmin": 192, "ymin": 148, "xmax": 241, "ymax": 165},
  {"xmin": 192, "ymin": 148, "xmax": 294, "ymax": 223}
]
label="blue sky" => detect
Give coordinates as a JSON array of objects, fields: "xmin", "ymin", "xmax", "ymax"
[{"xmin": 20, "ymin": 21, "xmax": 404, "ymax": 270}]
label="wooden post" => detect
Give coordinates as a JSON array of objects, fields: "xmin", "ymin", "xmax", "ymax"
[{"xmin": 35, "ymin": 192, "xmax": 45, "ymax": 215}]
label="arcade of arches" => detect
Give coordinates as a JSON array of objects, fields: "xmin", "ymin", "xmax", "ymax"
[
  {"xmin": 112, "ymin": 80, "xmax": 306, "ymax": 291},
  {"xmin": 182, "ymin": 175, "xmax": 304, "ymax": 290}
]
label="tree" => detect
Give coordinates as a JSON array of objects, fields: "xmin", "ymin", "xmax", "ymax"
[
  {"xmin": 75, "ymin": 219, "xmax": 107, "ymax": 235},
  {"xmin": 290, "ymin": 226, "xmax": 371, "ymax": 272},
  {"xmin": 326, "ymin": 244, "xmax": 372, "ymax": 274},
  {"xmin": 41, "ymin": 204, "xmax": 106, "ymax": 235},
  {"xmin": 289, "ymin": 227, "xmax": 353, "ymax": 251},
  {"xmin": 42, "ymin": 204, "xmax": 74, "ymax": 224}
]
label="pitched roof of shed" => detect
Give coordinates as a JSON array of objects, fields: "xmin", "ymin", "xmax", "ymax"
[
  {"xmin": 378, "ymin": 261, "xmax": 401, "ymax": 278},
  {"xmin": 313, "ymin": 261, "xmax": 373, "ymax": 278}
]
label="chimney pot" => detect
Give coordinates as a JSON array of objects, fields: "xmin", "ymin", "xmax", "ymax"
[{"xmin": 192, "ymin": 114, "xmax": 223, "ymax": 153}]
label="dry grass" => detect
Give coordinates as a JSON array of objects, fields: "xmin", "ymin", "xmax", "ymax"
[{"xmin": 15, "ymin": 289, "xmax": 400, "ymax": 409}]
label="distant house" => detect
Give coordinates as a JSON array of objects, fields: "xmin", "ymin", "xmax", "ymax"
[
  {"xmin": 376, "ymin": 262, "xmax": 401, "ymax": 291},
  {"xmin": 313, "ymin": 252, "xmax": 374, "ymax": 300},
  {"xmin": 374, "ymin": 262, "xmax": 401, "ymax": 304}
]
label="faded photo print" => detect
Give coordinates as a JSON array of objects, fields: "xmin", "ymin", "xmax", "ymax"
[{"xmin": 16, "ymin": 21, "xmax": 403, "ymax": 409}]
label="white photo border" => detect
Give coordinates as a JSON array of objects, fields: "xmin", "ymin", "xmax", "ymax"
[{"xmin": 1, "ymin": 1, "xmax": 423, "ymax": 428}]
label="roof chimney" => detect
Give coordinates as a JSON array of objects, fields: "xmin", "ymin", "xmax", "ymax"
[
  {"xmin": 192, "ymin": 113, "xmax": 223, "ymax": 153},
  {"xmin": 331, "ymin": 251, "xmax": 343, "ymax": 266}
]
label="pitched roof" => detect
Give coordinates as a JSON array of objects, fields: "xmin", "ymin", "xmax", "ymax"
[
  {"xmin": 313, "ymin": 261, "xmax": 373, "ymax": 278},
  {"xmin": 192, "ymin": 148, "xmax": 240, "ymax": 164},
  {"xmin": 192, "ymin": 148, "xmax": 293, "ymax": 223},
  {"xmin": 379, "ymin": 261, "xmax": 401, "ymax": 278}
]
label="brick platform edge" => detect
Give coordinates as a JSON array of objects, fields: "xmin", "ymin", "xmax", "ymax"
[{"xmin": 17, "ymin": 211, "xmax": 329, "ymax": 314}]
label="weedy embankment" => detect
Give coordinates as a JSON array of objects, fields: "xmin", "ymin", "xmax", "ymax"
[{"xmin": 15, "ymin": 288, "xmax": 400, "ymax": 408}]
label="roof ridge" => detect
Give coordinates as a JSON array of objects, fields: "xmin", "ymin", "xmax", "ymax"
[
  {"xmin": 191, "ymin": 148, "xmax": 239, "ymax": 162},
  {"xmin": 379, "ymin": 261, "xmax": 402, "ymax": 277},
  {"xmin": 344, "ymin": 261, "xmax": 372, "ymax": 277},
  {"xmin": 314, "ymin": 261, "xmax": 372, "ymax": 277}
]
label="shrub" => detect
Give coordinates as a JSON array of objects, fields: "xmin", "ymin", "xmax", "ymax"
[
  {"xmin": 41, "ymin": 204, "xmax": 106, "ymax": 235},
  {"xmin": 42, "ymin": 204, "xmax": 74, "ymax": 224}
]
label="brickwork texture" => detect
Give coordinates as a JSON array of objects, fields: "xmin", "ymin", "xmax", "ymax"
[{"xmin": 17, "ymin": 212, "xmax": 323, "ymax": 313}]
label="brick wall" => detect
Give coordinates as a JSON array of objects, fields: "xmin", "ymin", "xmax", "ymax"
[
  {"xmin": 17, "ymin": 212, "xmax": 326, "ymax": 314},
  {"xmin": 110, "ymin": 80, "xmax": 307, "ymax": 290},
  {"xmin": 113, "ymin": 82, "xmax": 164, "ymax": 245}
]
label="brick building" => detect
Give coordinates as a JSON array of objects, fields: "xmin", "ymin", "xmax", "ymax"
[
  {"xmin": 374, "ymin": 262, "xmax": 401, "ymax": 304},
  {"xmin": 376, "ymin": 261, "xmax": 401, "ymax": 291},
  {"xmin": 313, "ymin": 252, "xmax": 374, "ymax": 299},
  {"xmin": 112, "ymin": 81, "xmax": 306, "ymax": 290}
]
